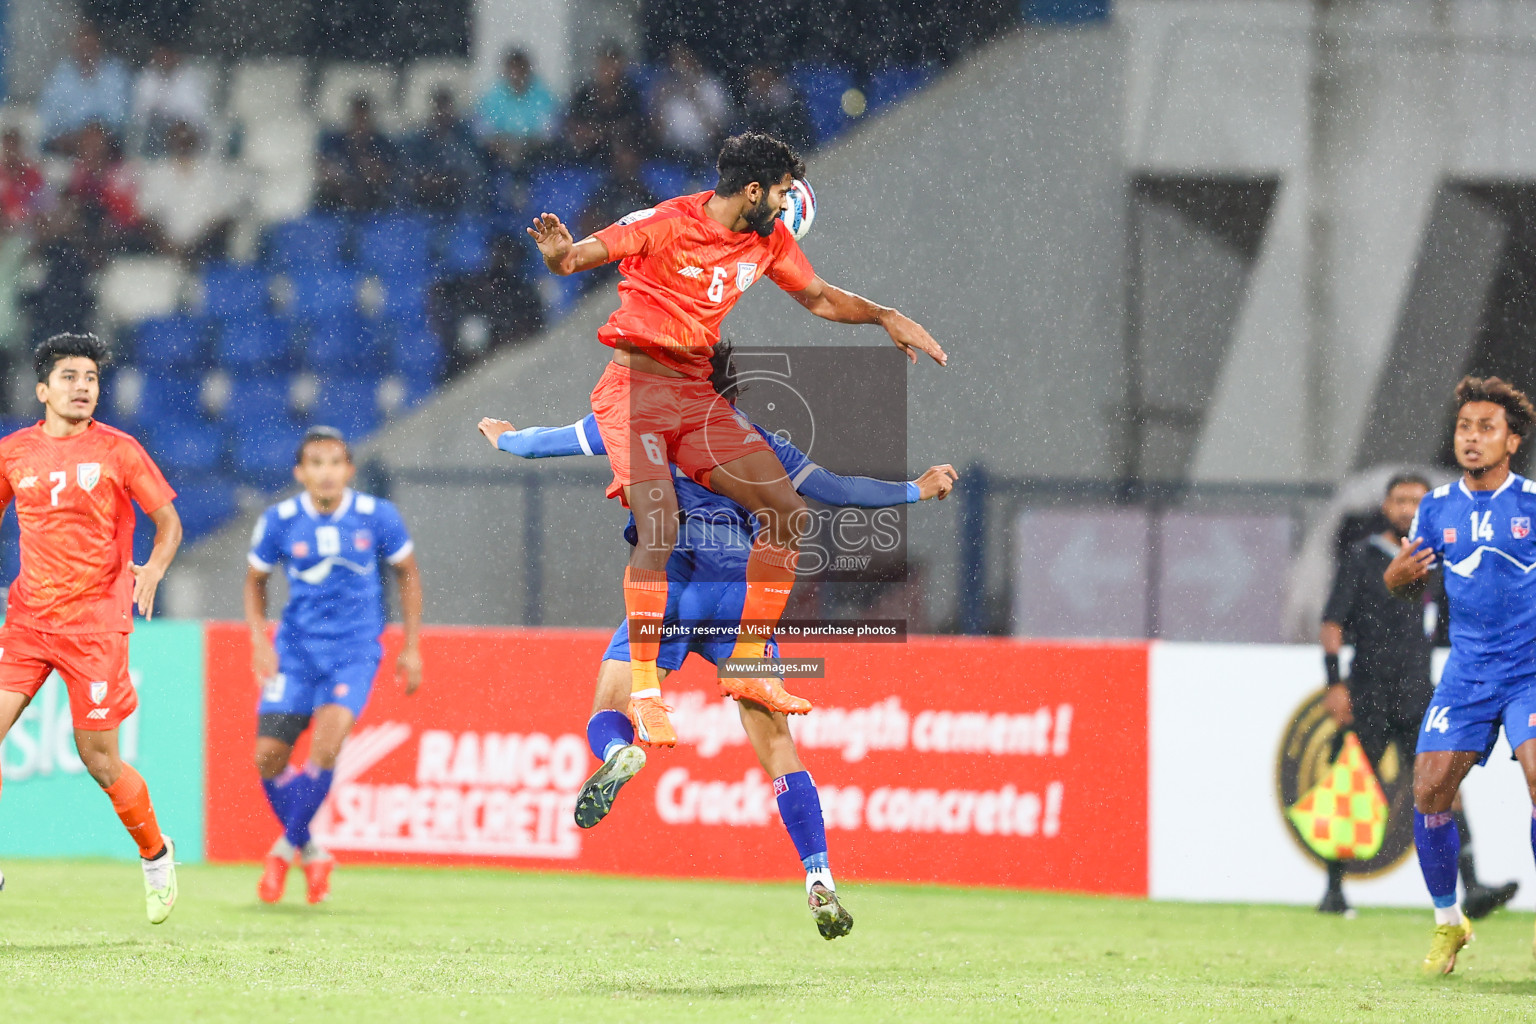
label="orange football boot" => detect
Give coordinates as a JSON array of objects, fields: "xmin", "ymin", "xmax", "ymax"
[
  {"xmin": 719, "ymin": 676, "xmax": 813, "ymax": 715},
  {"xmin": 303, "ymin": 853, "xmax": 334, "ymax": 904},
  {"xmin": 628, "ymin": 695, "xmax": 677, "ymax": 747},
  {"xmin": 258, "ymin": 851, "xmax": 291, "ymax": 904}
]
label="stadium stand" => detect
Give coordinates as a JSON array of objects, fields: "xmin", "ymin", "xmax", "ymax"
[{"xmin": 0, "ymin": 31, "xmax": 961, "ymax": 553}]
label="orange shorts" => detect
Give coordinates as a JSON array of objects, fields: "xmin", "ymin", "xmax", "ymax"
[
  {"xmin": 0, "ymin": 623, "xmax": 136, "ymax": 731},
  {"xmin": 589, "ymin": 361, "xmax": 773, "ymax": 501}
]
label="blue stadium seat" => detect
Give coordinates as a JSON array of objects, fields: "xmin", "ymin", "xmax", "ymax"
[
  {"xmin": 439, "ymin": 215, "xmax": 492, "ymax": 274},
  {"xmin": 202, "ymin": 263, "xmax": 270, "ymax": 320},
  {"xmin": 138, "ymin": 374, "xmax": 205, "ymax": 421},
  {"xmin": 217, "ymin": 317, "xmax": 292, "ymax": 373},
  {"xmin": 358, "ymin": 214, "xmax": 433, "ymax": 274},
  {"xmin": 147, "ymin": 417, "xmax": 222, "ymax": 474},
  {"xmin": 639, "ymin": 161, "xmax": 701, "ymax": 201},
  {"xmin": 136, "ymin": 316, "xmax": 209, "ymax": 371},
  {"xmin": 314, "ymin": 376, "xmax": 381, "ymax": 438},
  {"xmin": 525, "ymin": 166, "xmax": 604, "ymax": 221},
  {"xmin": 791, "ymin": 64, "xmax": 856, "ymax": 145},
  {"xmin": 232, "ymin": 417, "xmax": 305, "ymax": 489},
  {"xmin": 392, "ymin": 328, "xmax": 445, "ymax": 380},
  {"xmin": 373, "ymin": 269, "xmax": 430, "ymax": 322},
  {"xmin": 306, "ymin": 313, "xmax": 382, "ymax": 372},
  {"xmin": 865, "ymin": 65, "xmax": 931, "ymax": 113},
  {"xmin": 225, "ymin": 375, "xmax": 291, "ymax": 422},
  {"xmin": 284, "ymin": 265, "xmax": 361, "ymax": 320},
  {"xmin": 167, "ymin": 477, "xmax": 239, "ymax": 541},
  {"xmin": 268, "ymin": 214, "xmax": 347, "ymax": 269}
]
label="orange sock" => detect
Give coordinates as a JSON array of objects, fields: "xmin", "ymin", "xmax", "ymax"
[
  {"xmin": 103, "ymin": 764, "xmax": 165, "ymax": 859},
  {"xmin": 731, "ymin": 540, "xmax": 799, "ymax": 660},
  {"xmin": 624, "ymin": 566, "xmax": 669, "ymax": 696}
]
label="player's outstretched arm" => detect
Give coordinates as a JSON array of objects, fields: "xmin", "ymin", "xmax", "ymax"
[
  {"xmin": 244, "ymin": 565, "xmax": 278, "ymax": 683},
  {"xmin": 796, "ymin": 464, "xmax": 957, "ymax": 508},
  {"xmin": 526, "ymin": 213, "xmax": 610, "ymax": 276},
  {"xmin": 477, "ymin": 415, "xmax": 605, "ymax": 458},
  {"xmin": 392, "ymin": 553, "xmax": 424, "ymax": 695},
  {"xmin": 790, "ymin": 276, "xmax": 947, "ymax": 366},
  {"xmin": 131, "ymin": 502, "xmax": 182, "ymax": 620}
]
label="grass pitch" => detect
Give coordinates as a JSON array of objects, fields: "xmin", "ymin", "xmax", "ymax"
[{"xmin": 4, "ymin": 862, "xmax": 1536, "ymax": 1022}]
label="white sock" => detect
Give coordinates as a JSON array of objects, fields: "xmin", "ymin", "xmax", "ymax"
[
  {"xmin": 1434, "ymin": 903, "xmax": 1463, "ymax": 927},
  {"xmin": 806, "ymin": 869, "xmax": 835, "ymax": 895},
  {"xmin": 142, "ymin": 847, "xmax": 173, "ymax": 889},
  {"xmin": 269, "ymin": 836, "xmax": 296, "ymax": 860},
  {"xmin": 603, "ymin": 739, "xmax": 627, "ymax": 760},
  {"xmin": 301, "ymin": 840, "xmax": 329, "ymax": 862}
]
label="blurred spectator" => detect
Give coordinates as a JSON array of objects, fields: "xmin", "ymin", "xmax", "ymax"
[
  {"xmin": 0, "ymin": 129, "xmax": 47, "ymax": 229},
  {"xmin": 0, "ymin": 217, "xmax": 31, "ymax": 389},
  {"xmin": 24, "ymin": 201, "xmax": 95, "ymax": 346},
  {"xmin": 649, "ymin": 45, "xmax": 730, "ymax": 165},
  {"xmin": 317, "ymin": 94, "xmax": 401, "ymax": 213},
  {"xmin": 576, "ymin": 143, "xmax": 659, "ymax": 241},
  {"xmin": 565, "ymin": 43, "xmax": 647, "ymax": 165},
  {"xmin": 39, "ymin": 24, "xmax": 132, "ymax": 155},
  {"xmin": 132, "ymin": 45, "xmax": 211, "ymax": 157},
  {"xmin": 138, "ymin": 122, "xmax": 248, "ymax": 262},
  {"xmin": 436, "ymin": 234, "xmax": 543, "ymax": 370},
  {"xmin": 65, "ymin": 121, "xmax": 145, "ymax": 257},
  {"xmin": 475, "ymin": 49, "xmax": 558, "ymax": 168},
  {"xmin": 406, "ymin": 87, "xmax": 486, "ymax": 211},
  {"xmin": 734, "ymin": 64, "xmax": 814, "ymax": 154}
]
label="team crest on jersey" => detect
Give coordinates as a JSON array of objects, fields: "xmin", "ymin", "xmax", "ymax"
[
  {"xmin": 89, "ymin": 681, "xmax": 108, "ymax": 704},
  {"xmin": 354, "ymin": 530, "xmax": 373, "ymax": 551},
  {"xmin": 618, "ymin": 208, "xmax": 656, "ymax": 226},
  {"xmin": 1443, "ymin": 528, "xmax": 1458, "ymax": 544},
  {"xmin": 292, "ymin": 540, "xmax": 310, "ymax": 558},
  {"xmin": 76, "ymin": 463, "xmax": 100, "ymax": 491},
  {"xmin": 736, "ymin": 262, "xmax": 758, "ymax": 291},
  {"xmin": 1514, "ymin": 518, "xmax": 1531, "ymax": 539}
]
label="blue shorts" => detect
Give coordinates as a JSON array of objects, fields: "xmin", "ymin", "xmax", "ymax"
[
  {"xmin": 258, "ymin": 631, "xmax": 382, "ymax": 720},
  {"xmin": 602, "ymin": 579, "xmax": 780, "ymax": 670},
  {"xmin": 1417, "ymin": 672, "xmax": 1536, "ymax": 763}
]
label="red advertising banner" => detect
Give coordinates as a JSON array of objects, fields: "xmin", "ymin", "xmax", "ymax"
[{"xmin": 204, "ymin": 623, "xmax": 1148, "ymax": 894}]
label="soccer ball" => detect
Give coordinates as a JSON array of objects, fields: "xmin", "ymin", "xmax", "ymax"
[{"xmin": 779, "ymin": 178, "xmax": 816, "ymax": 240}]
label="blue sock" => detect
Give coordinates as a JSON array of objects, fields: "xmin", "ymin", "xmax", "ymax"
[
  {"xmin": 775, "ymin": 771, "xmax": 829, "ymax": 874},
  {"xmin": 1530, "ymin": 807, "xmax": 1536, "ymax": 870},
  {"xmin": 282, "ymin": 765, "xmax": 335, "ymax": 849},
  {"xmin": 261, "ymin": 770, "xmax": 296, "ymax": 829},
  {"xmin": 1415, "ymin": 811, "xmax": 1461, "ymax": 909},
  {"xmin": 587, "ymin": 709, "xmax": 634, "ymax": 761}
]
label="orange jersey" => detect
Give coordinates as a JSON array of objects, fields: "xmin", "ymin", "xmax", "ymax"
[
  {"xmin": 0, "ymin": 421, "xmax": 176, "ymax": 634},
  {"xmin": 592, "ymin": 191, "xmax": 815, "ymax": 378}
]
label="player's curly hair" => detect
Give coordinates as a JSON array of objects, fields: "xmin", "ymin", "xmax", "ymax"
[
  {"xmin": 34, "ymin": 332, "xmax": 110, "ymax": 382},
  {"xmin": 715, "ymin": 132, "xmax": 806, "ymax": 197},
  {"xmin": 1455, "ymin": 375, "xmax": 1536, "ymax": 439}
]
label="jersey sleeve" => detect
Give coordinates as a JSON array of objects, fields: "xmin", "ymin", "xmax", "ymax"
[
  {"xmin": 764, "ymin": 429, "xmax": 915, "ymax": 507},
  {"xmin": 1409, "ymin": 495, "xmax": 1441, "ymax": 560},
  {"xmin": 248, "ymin": 508, "xmax": 283, "ymax": 572},
  {"xmin": 375, "ymin": 499, "xmax": 415, "ymax": 565},
  {"xmin": 591, "ymin": 208, "xmax": 672, "ymax": 263},
  {"xmin": 1320, "ymin": 547, "xmax": 1360, "ymax": 628},
  {"xmin": 497, "ymin": 415, "xmax": 607, "ymax": 458},
  {"xmin": 119, "ymin": 435, "xmax": 176, "ymax": 513},
  {"xmin": 765, "ymin": 225, "xmax": 815, "ymax": 293}
]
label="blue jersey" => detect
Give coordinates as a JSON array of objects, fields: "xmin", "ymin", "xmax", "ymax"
[
  {"xmin": 1410, "ymin": 474, "xmax": 1536, "ymax": 682},
  {"xmin": 248, "ymin": 488, "xmax": 414, "ymax": 641}
]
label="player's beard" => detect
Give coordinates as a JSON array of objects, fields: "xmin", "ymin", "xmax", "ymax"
[{"xmin": 743, "ymin": 192, "xmax": 778, "ymax": 237}]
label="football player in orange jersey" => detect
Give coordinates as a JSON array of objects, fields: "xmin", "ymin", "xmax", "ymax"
[
  {"xmin": 0, "ymin": 333, "xmax": 184, "ymax": 922},
  {"xmin": 528, "ymin": 132, "xmax": 946, "ymax": 746}
]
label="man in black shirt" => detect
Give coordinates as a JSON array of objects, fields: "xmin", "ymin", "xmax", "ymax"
[{"xmin": 1318, "ymin": 472, "xmax": 1518, "ymax": 916}]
